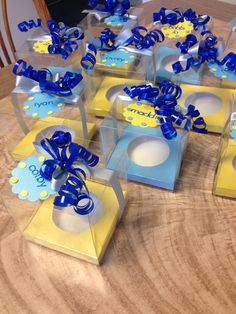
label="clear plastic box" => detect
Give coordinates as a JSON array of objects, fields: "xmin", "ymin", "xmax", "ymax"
[
  {"xmin": 150, "ymin": 18, "xmax": 234, "ymax": 87},
  {"xmin": 16, "ymin": 27, "xmax": 85, "ymax": 69},
  {"xmin": 177, "ymin": 83, "xmax": 236, "ymax": 134},
  {"xmin": 82, "ymin": 23, "xmax": 159, "ymax": 83},
  {"xmin": 89, "ymin": 75, "xmax": 145, "ymax": 117},
  {"xmin": 209, "ymin": 24, "xmax": 236, "ymax": 89},
  {"xmin": 10, "ymin": 65, "xmax": 102, "ymax": 160},
  {"xmin": 80, "ymin": 7, "xmax": 143, "ymax": 36},
  {"xmin": 2, "ymin": 131, "xmax": 127, "ymax": 264},
  {"xmin": 100, "ymin": 94, "xmax": 189, "ymax": 190}
]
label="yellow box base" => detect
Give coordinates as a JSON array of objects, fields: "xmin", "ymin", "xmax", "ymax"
[
  {"xmin": 23, "ymin": 180, "xmax": 126, "ymax": 264},
  {"xmin": 91, "ymin": 76, "xmax": 144, "ymax": 117},
  {"xmin": 179, "ymin": 84, "xmax": 235, "ymax": 133},
  {"xmin": 96, "ymin": 51, "xmax": 135, "ymax": 77},
  {"xmin": 215, "ymin": 140, "xmax": 236, "ymax": 198},
  {"xmin": 11, "ymin": 117, "xmax": 96, "ymax": 161},
  {"xmin": 221, "ymin": 80, "xmax": 236, "ymax": 89}
]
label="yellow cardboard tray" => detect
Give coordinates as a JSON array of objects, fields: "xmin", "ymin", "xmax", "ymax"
[
  {"xmin": 91, "ymin": 76, "xmax": 144, "ymax": 117},
  {"xmin": 95, "ymin": 50, "xmax": 136, "ymax": 77},
  {"xmin": 12, "ymin": 116, "xmax": 96, "ymax": 161},
  {"xmin": 23, "ymin": 180, "xmax": 126, "ymax": 264},
  {"xmin": 214, "ymin": 141, "xmax": 236, "ymax": 198},
  {"xmin": 221, "ymin": 80, "xmax": 236, "ymax": 89}
]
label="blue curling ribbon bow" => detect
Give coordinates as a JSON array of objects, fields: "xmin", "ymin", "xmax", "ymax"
[
  {"xmin": 13, "ymin": 59, "xmax": 83, "ymax": 96},
  {"xmin": 81, "ymin": 26, "xmax": 164, "ymax": 70},
  {"xmin": 18, "ymin": 18, "xmax": 84, "ymax": 59},
  {"xmin": 129, "ymin": 27, "xmax": 164, "ymax": 50},
  {"xmin": 88, "ymin": 0, "xmax": 130, "ymax": 16},
  {"xmin": 183, "ymin": 8, "xmax": 211, "ymax": 35},
  {"xmin": 153, "ymin": 8, "xmax": 184, "ymax": 25},
  {"xmin": 47, "ymin": 20, "xmax": 84, "ymax": 60},
  {"xmin": 124, "ymin": 84, "xmax": 160, "ymax": 105},
  {"xmin": 124, "ymin": 80, "xmax": 207, "ymax": 139},
  {"xmin": 172, "ymin": 34, "xmax": 219, "ymax": 74},
  {"xmin": 40, "ymin": 131, "xmax": 99, "ymax": 215},
  {"xmin": 81, "ymin": 28, "xmax": 117, "ymax": 70},
  {"xmin": 153, "ymin": 7, "xmax": 211, "ymax": 35}
]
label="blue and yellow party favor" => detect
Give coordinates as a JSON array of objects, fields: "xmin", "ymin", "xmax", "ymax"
[
  {"xmin": 5, "ymin": 131, "xmax": 127, "ymax": 264},
  {"xmin": 99, "ymin": 80, "xmax": 208, "ymax": 190}
]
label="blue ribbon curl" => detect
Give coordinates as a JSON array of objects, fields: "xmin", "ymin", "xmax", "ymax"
[
  {"xmin": 124, "ymin": 80, "xmax": 207, "ymax": 139},
  {"xmin": 81, "ymin": 26, "xmax": 164, "ymax": 70},
  {"xmin": 40, "ymin": 131, "xmax": 99, "ymax": 215},
  {"xmin": 153, "ymin": 8, "xmax": 184, "ymax": 25},
  {"xmin": 153, "ymin": 7, "xmax": 211, "ymax": 35},
  {"xmin": 18, "ymin": 18, "xmax": 84, "ymax": 59},
  {"xmin": 13, "ymin": 59, "xmax": 83, "ymax": 96},
  {"xmin": 172, "ymin": 34, "xmax": 219, "ymax": 74},
  {"xmin": 18, "ymin": 18, "xmax": 44, "ymax": 32}
]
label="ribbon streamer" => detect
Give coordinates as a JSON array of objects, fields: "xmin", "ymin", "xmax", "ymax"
[
  {"xmin": 124, "ymin": 80, "xmax": 207, "ymax": 139},
  {"xmin": 18, "ymin": 18, "xmax": 84, "ymax": 59},
  {"xmin": 13, "ymin": 59, "xmax": 83, "ymax": 96},
  {"xmin": 40, "ymin": 130, "xmax": 99, "ymax": 215},
  {"xmin": 18, "ymin": 18, "xmax": 45, "ymax": 32}
]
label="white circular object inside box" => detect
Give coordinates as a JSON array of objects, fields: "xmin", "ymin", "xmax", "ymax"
[
  {"xmin": 162, "ymin": 55, "xmax": 179, "ymax": 73},
  {"xmin": 185, "ymin": 92, "xmax": 222, "ymax": 116},
  {"xmin": 128, "ymin": 136, "xmax": 170, "ymax": 167},
  {"xmin": 52, "ymin": 192, "xmax": 103, "ymax": 233},
  {"xmin": 106, "ymin": 84, "xmax": 126, "ymax": 103},
  {"xmin": 34, "ymin": 125, "xmax": 75, "ymax": 155}
]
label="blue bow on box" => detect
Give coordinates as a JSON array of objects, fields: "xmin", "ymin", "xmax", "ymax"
[
  {"xmin": 124, "ymin": 80, "xmax": 207, "ymax": 139},
  {"xmin": 172, "ymin": 33, "xmax": 225, "ymax": 74},
  {"xmin": 13, "ymin": 59, "xmax": 84, "ymax": 98},
  {"xmin": 153, "ymin": 7, "xmax": 211, "ymax": 35},
  {"xmin": 83, "ymin": 0, "xmax": 131, "ymax": 21},
  {"xmin": 39, "ymin": 130, "xmax": 99, "ymax": 215},
  {"xmin": 18, "ymin": 18, "xmax": 84, "ymax": 60},
  {"xmin": 81, "ymin": 21, "xmax": 164, "ymax": 70}
]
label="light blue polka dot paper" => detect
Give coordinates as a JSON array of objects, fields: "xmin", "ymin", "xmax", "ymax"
[
  {"xmin": 230, "ymin": 121, "xmax": 236, "ymax": 141},
  {"xmin": 9, "ymin": 155, "xmax": 56, "ymax": 202},
  {"xmin": 100, "ymin": 50, "xmax": 135, "ymax": 67},
  {"xmin": 104, "ymin": 15, "xmax": 132, "ymax": 27},
  {"xmin": 23, "ymin": 93, "xmax": 65, "ymax": 119},
  {"xmin": 209, "ymin": 63, "xmax": 236, "ymax": 81}
]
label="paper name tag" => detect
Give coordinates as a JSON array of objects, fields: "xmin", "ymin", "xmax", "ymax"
[
  {"xmin": 123, "ymin": 103, "xmax": 159, "ymax": 128},
  {"xmin": 10, "ymin": 155, "xmax": 55, "ymax": 202},
  {"xmin": 104, "ymin": 15, "xmax": 131, "ymax": 27},
  {"xmin": 101, "ymin": 50, "xmax": 135, "ymax": 67},
  {"xmin": 161, "ymin": 20, "xmax": 193, "ymax": 39},
  {"xmin": 33, "ymin": 40, "xmax": 52, "ymax": 54},
  {"xmin": 23, "ymin": 93, "xmax": 65, "ymax": 119}
]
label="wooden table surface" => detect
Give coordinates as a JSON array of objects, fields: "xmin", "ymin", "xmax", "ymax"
[{"xmin": 1, "ymin": 1, "xmax": 236, "ymax": 313}]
